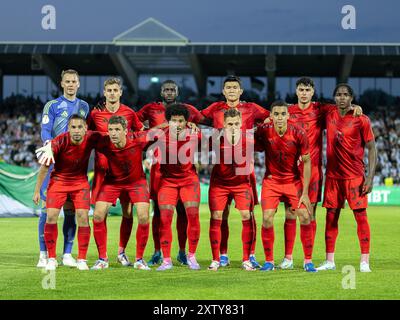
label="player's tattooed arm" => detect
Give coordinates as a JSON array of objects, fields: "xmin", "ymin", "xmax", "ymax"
[
  {"xmin": 32, "ymin": 165, "xmax": 50, "ymax": 205},
  {"xmin": 362, "ymin": 140, "xmax": 377, "ymax": 195},
  {"xmin": 298, "ymin": 153, "xmax": 312, "ymax": 214}
]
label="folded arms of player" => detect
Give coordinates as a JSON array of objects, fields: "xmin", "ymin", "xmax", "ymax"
[{"xmin": 298, "ymin": 153, "xmax": 312, "ymax": 214}]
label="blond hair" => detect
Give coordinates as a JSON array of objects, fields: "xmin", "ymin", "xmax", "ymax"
[
  {"xmin": 104, "ymin": 77, "xmax": 122, "ymax": 89},
  {"xmin": 61, "ymin": 69, "xmax": 79, "ymax": 80}
]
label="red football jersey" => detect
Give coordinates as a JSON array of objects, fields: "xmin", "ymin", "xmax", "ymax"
[
  {"xmin": 201, "ymin": 101, "xmax": 270, "ymax": 129},
  {"xmin": 88, "ymin": 104, "xmax": 143, "ymax": 133},
  {"xmin": 50, "ymin": 131, "xmax": 102, "ymax": 184},
  {"xmin": 154, "ymin": 127, "xmax": 201, "ymax": 180},
  {"xmin": 210, "ymin": 131, "xmax": 254, "ymax": 186},
  {"xmin": 325, "ymin": 109, "xmax": 374, "ymax": 179},
  {"xmin": 95, "ymin": 132, "xmax": 148, "ymax": 184},
  {"xmin": 288, "ymin": 102, "xmax": 335, "ymax": 167},
  {"xmin": 255, "ymin": 123, "xmax": 309, "ymax": 183},
  {"xmin": 137, "ymin": 102, "xmax": 204, "ymax": 128}
]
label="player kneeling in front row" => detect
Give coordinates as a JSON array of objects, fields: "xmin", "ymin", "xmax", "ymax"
[
  {"xmin": 90, "ymin": 116, "xmax": 151, "ymax": 270},
  {"xmin": 255, "ymin": 101, "xmax": 317, "ymax": 272},
  {"xmin": 208, "ymin": 108, "xmax": 257, "ymax": 271},
  {"xmin": 33, "ymin": 115, "xmax": 99, "ymax": 271}
]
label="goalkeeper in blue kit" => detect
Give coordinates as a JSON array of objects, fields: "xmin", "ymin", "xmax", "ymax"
[{"xmin": 36, "ymin": 69, "xmax": 89, "ymax": 268}]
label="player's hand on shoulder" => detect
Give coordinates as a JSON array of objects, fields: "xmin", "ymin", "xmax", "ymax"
[
  {"xmin": 351, "ymin": 104, "xmax": 363, "ymax": 117},
  {"xmin": 263, "ymin": 117, "xmax": 272, "ymax": 124},
  {"xmin": 187, "ymin": 122, "xmax": 200, "ymax": 133}
]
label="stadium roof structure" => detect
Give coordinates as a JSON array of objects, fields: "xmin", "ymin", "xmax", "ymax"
[{"xmin": 1, "ymin": 17, "xmax": 400, "ymax": 100}]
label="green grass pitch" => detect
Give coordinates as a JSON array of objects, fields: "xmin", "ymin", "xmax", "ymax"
[{"xmin": 0, "ymin": 204, "xmax": 399, "ymax": 300}]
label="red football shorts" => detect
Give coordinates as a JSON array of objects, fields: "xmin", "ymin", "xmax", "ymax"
[
  {"xmin": 91, "ymin": 151, "xmax": 109, "ymax": 205},
  {"xmin": 261, "ymin": 178, "xmax": 305, "ymax": 210},
  {"xmin": 96, "ymin": 179, "xmax": 150, "ymax": 206},
  {"xmin": 300, "ymin": 164, "xmax": 323, "ymax": 203},
  {"xmin": 46, "ymin": 180, "xmax": 90, "ymax": 210},
  {"xmin": 323, "ymin": 176, "xmax": 368, "ymax": 210},
  {"xmin": 150, "ymin": 162, "xmax": 162, "ymax": 201},
  {"xmin": 209, "ymin": 183, "xmax": 253, "ymax": 212},
  {"xmin": 158, "ymin": 175, "xmax": 200, "ymax": 206}
]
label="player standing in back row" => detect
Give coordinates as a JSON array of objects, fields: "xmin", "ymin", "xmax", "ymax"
[
  {"xmin": 201, "ymin": 75, "xmax": 270, "ymax": 268},
  {"xmin": 279, "ymin": 77, "xmax": 362, "ymax": 270},
  {"xmin": 37, "ymin": 69, "xmax": 89, "ymax": 268},
  {"xmin": 317, "ymin": 84, "xmax": 377, "ymax": 272},
  {"xmin": 88, "ymin": 77, "xmax": 143, "ymax": 267},
  {"xmin": 137, "ymin": 80, "xmax": 206, "ymax": 266}
]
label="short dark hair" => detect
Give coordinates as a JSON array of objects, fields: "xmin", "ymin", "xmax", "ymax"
[
  {"xmin": 161, "ymin": 80, "xmax": 178, "ymax": 89},
  {"xmin": 270, "ymin": 100, "xmax": 288, "ymax": 111},
  {"xmin": 223, "ymin": 75, "xmax": 242, "ymax": 88},
  {"xmin": 296, "ymin": 77, "xmax": 315, "ymax": 88},
  {"xmin": 68, "ymin": 114, "xmax": 86, "ymax": 123},
  {"xmin": 224, "ymin": 108, "xmax": 242, "ymax": 120},
  {"xmin": 333, "ymin": 83, "xmax": 354, "ymax": 97},
  {"xmin": 108, "ymin": 115, "xmax": 127, "ymax": 130},
  {"xmin": 165, "ymin": 103, "xmax": 189, "ymax": 121}
]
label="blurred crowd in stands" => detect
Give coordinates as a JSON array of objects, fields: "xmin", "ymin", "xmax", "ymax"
[{"xmin": 0, "ymin": 92, "xmax": 399, "ymax": 186}]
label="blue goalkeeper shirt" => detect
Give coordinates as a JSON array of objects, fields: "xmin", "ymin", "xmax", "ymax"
[{"xmin": 41, "ymin": 95, "xmax": 90, "ymax": 142}]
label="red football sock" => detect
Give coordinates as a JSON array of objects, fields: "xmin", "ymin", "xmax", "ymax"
[
  {"xmin": 220, "ymin": 217, "xmax": 229, "ymax": 255},
  {"xmin": 159, "ymin": 208, "xmax": 174, "ymax": 259},
  {"xmin": 311, "ymin": 220, "xmax": 317, "ymax": 245},
  {"xmin": 136, "ymin": 223, "xmax": 150, "ymax": 260},
  {"xmin": 119, "ymin": 216, "xmax": 133, "ymax": 253},
  {"xmin": 93, "ymin": 220, "xmax": 108, "ymax": 260},
  {"xmin": 186, "ymin": 207, "xmax": 200, "ymax": 254},
  {"xmin": 77, "ymin": 226, "xmax": 90, "ymax": 260},
  {"xmin": 176, "ymin": 201, "xmax": 188, "ymax": 252},
  {"xmin": 44, "ymin": 223, "xmax": 58, "ymax": 259},
  {"xmin": 261, "ymin": 225, "xmax": 274, "ymax": 262},
  {"xmin": 284, "ymin": 219, "xmax": 296, "ymax": 257},
  {"xmin": 250, "ymin": 216, "xmax": 257, "ymax": 255},
  {"xmin": 300, "ymin": 223, "xmax": 314, "ymax": 260},
  {"xmin": 353, "ymin": 209, "xmax": 370, "ymax": 254},
  {"xmin": 325, "ymin": 209, "xmax": 340, "ymax": 254},
  {"xmin": 242, "ymin": 219, "xmax": 253, "ymax": 261},
  {"xmin": 209, "ymin": 218, "xmax": 222, "ymax": 261},
  {"xmin": 152, "ymin": 203, "xmax": 161, "ymax": 251}
]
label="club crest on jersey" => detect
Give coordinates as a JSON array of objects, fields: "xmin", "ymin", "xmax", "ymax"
[
  {"xmin": 79, "ymin": 109, "xmax": 86, "ymax": 117},
  {"xmin": 42, "ymin": 115, "xmax": 50, "ymax": 124},
  {"xmin": 61, "ymin": 111, "xmax": 68, "ymax": 118}
]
